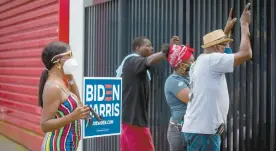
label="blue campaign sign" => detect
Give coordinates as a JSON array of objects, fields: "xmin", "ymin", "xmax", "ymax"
[{"xmin": 82, "ymin": 77, "xmax": 122, "ymax": 139}]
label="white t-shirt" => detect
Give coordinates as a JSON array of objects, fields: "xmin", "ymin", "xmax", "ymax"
[{"xmin": 182, "ymin": 53, "xmax": 235, "ymax": 134}]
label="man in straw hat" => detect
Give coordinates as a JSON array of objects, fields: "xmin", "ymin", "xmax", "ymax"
[{"xmin": 182, "ymin": 3, "xmax": 252, "ymax": 151}]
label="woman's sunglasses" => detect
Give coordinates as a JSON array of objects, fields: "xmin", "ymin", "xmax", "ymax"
[{"xmin": 51, "ymin": 51, "xmax": 73, "ymax": 63}]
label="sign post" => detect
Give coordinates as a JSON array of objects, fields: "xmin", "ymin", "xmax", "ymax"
[{"xmin": 82, "ymin": 77, "xmax": 122, "ymax": 139}]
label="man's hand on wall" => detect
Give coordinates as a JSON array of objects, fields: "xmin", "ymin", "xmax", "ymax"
[{"xmin": 224, "ymin": 8, "xmax": 237, "ymax": 36}]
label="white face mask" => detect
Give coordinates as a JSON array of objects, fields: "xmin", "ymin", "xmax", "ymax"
[{"xmin": 63, "ymin": 57, "xmax": 78, "ymax": 74}]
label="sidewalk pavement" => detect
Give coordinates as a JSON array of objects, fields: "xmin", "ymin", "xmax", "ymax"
[{"xmin": 0, "ymin": 134, "xmax": 28, "ymax": 151}]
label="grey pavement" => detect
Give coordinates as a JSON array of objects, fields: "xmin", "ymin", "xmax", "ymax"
[{"xmin": 0, "ymin": 134, "xmax": 28, "ymax": 151}]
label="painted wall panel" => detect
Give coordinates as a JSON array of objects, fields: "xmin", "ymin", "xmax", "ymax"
[{"xmin": 0, "ymin": 0, "xmax": 68, "ymax": 150}]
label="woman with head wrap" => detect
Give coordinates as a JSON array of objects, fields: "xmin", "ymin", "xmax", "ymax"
[{"xmin": 162, "ymin": 36, "xmax": 195, "ymax": 151}]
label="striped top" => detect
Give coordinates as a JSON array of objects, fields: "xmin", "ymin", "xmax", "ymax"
[{"xmin": 41, "ymin": 94, "xmax": 81, "ymax": 151}]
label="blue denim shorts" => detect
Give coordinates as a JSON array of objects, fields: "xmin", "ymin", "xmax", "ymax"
[{"xmin": 182, "ymin": 132, "xmax": 221, "ymax": 151}]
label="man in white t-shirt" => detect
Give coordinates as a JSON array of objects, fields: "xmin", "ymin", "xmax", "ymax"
[{"xmin": 182, "ymin": 3, "xmax": 252, "ymax": 151}]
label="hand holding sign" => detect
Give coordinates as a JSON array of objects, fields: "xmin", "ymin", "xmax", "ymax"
[
  {"xmin": 89, "ymin": 106, "xmax": 103, "ymax": 121},
  {"xmin": 85, "ymin": 106, "xmax": 103, "ymax": 127},
  {"xmin": 71, "ymin": 105, "xmax": 91, "ymax": 120}
]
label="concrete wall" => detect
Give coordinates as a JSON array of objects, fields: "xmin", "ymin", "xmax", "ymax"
[{"xmin": 69, "ymin": 0, "xmax": 85, "ymax": 150}]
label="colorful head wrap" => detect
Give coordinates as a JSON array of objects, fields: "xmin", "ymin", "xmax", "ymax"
[{"xmin": 167, "ymin": 44, "xmax": 194, "ymax": 68}]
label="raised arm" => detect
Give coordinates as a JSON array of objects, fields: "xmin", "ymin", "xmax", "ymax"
[
  {"xmin": 146, "ymin": 36, "xmax": 180, "ymax": 66},
  {"xmin": 224, "ymin": 8, "xmax": 237, "ymax": 36},
  {"xmin": 145, "ymin": 51, "xmax": 166, "ymax": 66},
  {"xmin": 234, "ymin": 3, "xmax": 252, "ymax": 67}
]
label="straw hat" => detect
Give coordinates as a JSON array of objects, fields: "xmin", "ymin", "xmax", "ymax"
[{"xmin": 201, "ymin": 29, "xmax": 233, "ymax": 48}]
